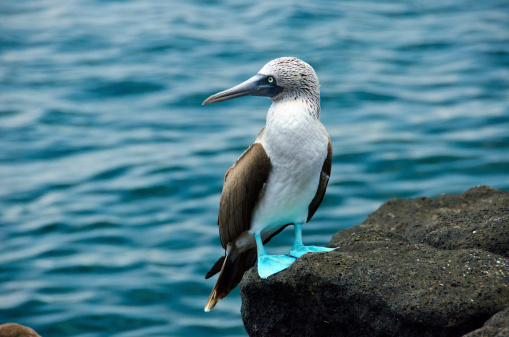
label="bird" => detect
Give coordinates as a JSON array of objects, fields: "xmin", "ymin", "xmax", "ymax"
[{"xmin": 202, "ymin": 57, "xmax": 334, "ymax": 312}]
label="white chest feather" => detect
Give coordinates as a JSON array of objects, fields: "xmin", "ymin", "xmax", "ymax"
[{"xmin": 250, "ymin": 99, "xmax": 329, "ymax": 235}]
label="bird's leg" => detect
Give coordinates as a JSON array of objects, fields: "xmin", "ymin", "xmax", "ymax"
[
  {"xmin": 255, "ymin": 233, "xmax": 296, "ymax": 279},
  {"xmin": 289, "ymin": 223, "xmax": 335, "ymax": 258}
]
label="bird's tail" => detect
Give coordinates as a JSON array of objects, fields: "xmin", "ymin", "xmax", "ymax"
[{"xmin": 204, "ymin": 244, "xmax": 257, "ymax": 312}]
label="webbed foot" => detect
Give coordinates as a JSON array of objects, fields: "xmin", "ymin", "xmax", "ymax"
[
  {"xmin": 289, "ymin": 245, "xmax": 335, "ymax": 258},
  {"xmin": 257, "ymin": 254, "xmax": 296, "ymax": 279}
]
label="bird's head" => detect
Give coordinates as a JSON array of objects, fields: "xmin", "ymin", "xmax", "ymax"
[{"xmin": 202, "ymin": 57, "xmax": 319, "ymax": 105}]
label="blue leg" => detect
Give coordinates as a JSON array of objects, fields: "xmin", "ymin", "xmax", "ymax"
[
  {"xmin": 289, "ymin": 223, "xmax": 335, "ymax": 258},
  {"xmin": 255, "ymin": 233, "xmax": 296, "ymax": 279}
]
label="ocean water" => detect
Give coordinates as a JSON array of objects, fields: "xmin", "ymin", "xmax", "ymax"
[{"xmin": 1, "ymin": 0, "xmax": 508, "ymax": 336}]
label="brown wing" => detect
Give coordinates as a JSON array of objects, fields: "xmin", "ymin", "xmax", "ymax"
[
  {"xmin": 218, "ymin": 143, "xmax": 271, "ymax": 248},
  {"xmin": 307, "ymin": 135, "xmax": 332, "ymax": 222}
]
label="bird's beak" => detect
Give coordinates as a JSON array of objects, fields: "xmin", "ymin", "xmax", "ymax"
[{"xmin": 202, "ymin": 74, "xmax": 283, "ymax": 105}]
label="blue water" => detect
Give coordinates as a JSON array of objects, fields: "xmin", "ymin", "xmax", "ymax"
[{"xmin": 1, "ymin": 0, "xmax": 508, "ymax": 336}]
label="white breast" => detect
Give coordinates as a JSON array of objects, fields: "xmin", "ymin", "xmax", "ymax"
[{"xmin": 250, "ymin": 99, "xmax": 329, "ymax": 235}]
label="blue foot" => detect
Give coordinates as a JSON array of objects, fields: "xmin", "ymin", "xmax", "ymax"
[
  {"xmin": 289, "ymin": 245, "xmax": 335, "ymax": 258},
  {"xmin": 257, "ymin": 254, "xmax": 296, "ymax": 279}
]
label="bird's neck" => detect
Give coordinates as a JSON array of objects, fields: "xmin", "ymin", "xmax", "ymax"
[
  {"xmin": 259, "ymin": 97, "xmax": 328, "ymax": 166},
  {"xmin": 267, "ymin": 97, "xmax": 320, "ymax": 128}
]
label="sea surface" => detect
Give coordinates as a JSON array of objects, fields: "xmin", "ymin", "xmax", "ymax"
[{"xmin": 1, "ymin": 0, "xmax": 508, "ymax": 336}]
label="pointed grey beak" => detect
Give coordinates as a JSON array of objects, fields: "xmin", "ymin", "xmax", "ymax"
[{"xmin": 202, "ymin": 74, "xmax": 283, "ymax": 105}]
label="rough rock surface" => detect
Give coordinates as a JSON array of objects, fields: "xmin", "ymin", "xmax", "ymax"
[
  {"xmin": 240, "ymin": 186, "xmax": 509, "ymax": 337},
  {"xmin": 0, "ymin": 323, "xmax": 41, "ymax": 337},
  {"xmin": 464, "ymin": 307, "xmax": 509, "ymax": 337}
]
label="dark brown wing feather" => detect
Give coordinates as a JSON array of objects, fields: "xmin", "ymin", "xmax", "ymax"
[
  {"xmin": 205, "ymin": 143, "xmax": 270, "ymax": 311},
  {"xmin": 307, "ymin": 136, "xmax": 332, "ymax": 222},
  {"xmin": 218, "ymin": 143, "xmax": 271, "ymax": 248}
]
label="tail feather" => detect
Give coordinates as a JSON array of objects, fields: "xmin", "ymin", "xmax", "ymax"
[
  {"xmin": 205, "ymin": 256, "xmax": 225, "ymax": 279},
  {"xmin": 204, "ymin": 246, "xmax": 257, "ymax": 312}
]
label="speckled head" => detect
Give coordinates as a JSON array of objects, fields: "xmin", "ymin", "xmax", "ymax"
[
  {"xmin": 258, "ymin": 57, "xmax": 320, "ymax": 102},
  {"xmin": 202, "ymin": 57, "xmax": 320, "ymax": 113}
]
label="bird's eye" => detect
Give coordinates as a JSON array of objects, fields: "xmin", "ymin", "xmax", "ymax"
[{"xmin": 267, "ymin": 76, "xmax": 274, "ymax": 83}]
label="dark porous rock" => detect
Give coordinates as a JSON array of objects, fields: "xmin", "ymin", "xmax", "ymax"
[
  {"xmin": 240, "ymin": 186, "xmax": 509, "ymax": 337},
  {"xmin": 464, "ymin": 307, "xmax": 509, "ymax": 337}
]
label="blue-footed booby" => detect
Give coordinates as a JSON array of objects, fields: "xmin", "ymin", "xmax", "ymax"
[{"xmin": 203, "ymin": 57, "xmax": 334, "ymax": 312}]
